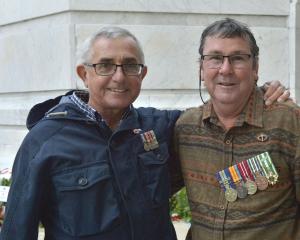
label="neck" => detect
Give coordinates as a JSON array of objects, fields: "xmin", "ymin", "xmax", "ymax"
[
  {"xmin": 212, "ymin": 101, "xmax": 246, "ymax": 130},
  {"xmin": 101, "ymin": 111, "xmax": 123, "ymax": 130},
  {"xmin": 89, "ymin": 102, "xmax": 126, "ymax": 130}
]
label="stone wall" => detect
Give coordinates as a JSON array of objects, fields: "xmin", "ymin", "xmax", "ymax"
[{"xmin": 0, "ymin": 0, "xmax": 299, "ymax": 168}]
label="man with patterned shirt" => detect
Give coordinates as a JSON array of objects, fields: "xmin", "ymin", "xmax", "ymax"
[
  {"xmin": 175, "ymin": 18, "xmax": 300, "ymax": 240},
  {"xmin": 0, "ymin": 25, "xmax": 290, "ymax": 240}
]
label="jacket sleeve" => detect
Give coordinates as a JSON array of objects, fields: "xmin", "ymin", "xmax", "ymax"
[
  {"xmin": 166, "ymin": 110, "xmax": 185, "ymax": 195},
  {"xmin": 0, "ymin": 134, "xmax": 46, "ymax": 240}
]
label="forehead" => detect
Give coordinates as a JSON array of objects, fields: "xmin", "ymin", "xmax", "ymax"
[
  {"xmin": 90, "ymin": 37, "xmax": 141, "ymax": 62},
  {"xmin": 203, "ymin": 36, "xmax": 251, "ymax": 54}
]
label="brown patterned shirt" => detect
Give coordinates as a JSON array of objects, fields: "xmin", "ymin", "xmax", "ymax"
[{"xmin": 175, "ymin": 87, "xmax": 300, "ymax": 240}]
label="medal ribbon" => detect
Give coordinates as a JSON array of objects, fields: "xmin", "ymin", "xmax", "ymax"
[
  {"xmin": 262, "ymin": 152, "xmax": 278, "ymax": 176},
  {"xmin": 229, "ymin": 166, "xmax": 239, "ymax": 183},
  {"xmin": 247, "ymin": 158, "xmax": 257, "ymax": 177},
  {"xmin": 224, "ymin": 168, "xmax": 236, "ymax": 189},
  {"xmin": 234, "ymin": 165, "xmax": 243, "ymax": 182},
  {"xmin": 219, "ymin": 170, "xmax": 231, "ymax": 190},
  {"xmin": 216, "ymin": 172, "xmax": 226, "ymax": 191},
  {"xmin": 243, "ymin": 160, "xmax": 255, "ymax": 181},
  {"xmin": 254, "ymin": 156, "xmax": 266, "ymax": 177},
  {"xmin": 237, "ymin": 161, "xmax": 247, "ymax": 181}
]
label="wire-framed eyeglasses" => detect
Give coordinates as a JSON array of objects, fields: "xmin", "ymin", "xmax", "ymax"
[{"xmin": 201, "ymin": 54, "xmax": 253, "ymax": 69}]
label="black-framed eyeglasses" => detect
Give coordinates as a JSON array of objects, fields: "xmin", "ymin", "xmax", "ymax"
[
  {"xmin": 84, "ymin": 63, "xmax": 144, "ymax": 76},
  {"xmin": 201, "ymin": 54, "xmax": 252, "ymax": 69}
]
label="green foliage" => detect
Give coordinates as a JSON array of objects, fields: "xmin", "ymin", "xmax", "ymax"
[
  {"xmin": 1, "ymin": 178, "xmax": 11, "ymax": 187},
  {"xmin": 0, "ymin": 177, "xmax": 11, "ymax": 210},
  {"xmin": 170, "ymin": 187, "xmax": 191, "ymax": 222}
]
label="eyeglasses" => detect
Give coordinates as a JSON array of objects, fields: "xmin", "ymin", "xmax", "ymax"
[
  {"xmin": 84, "ymin": 63, "xmax": 144, "ymax": 76},
  {"xmin": 201, "ymin": 54, "xmax": 252, "ymax": 69}
]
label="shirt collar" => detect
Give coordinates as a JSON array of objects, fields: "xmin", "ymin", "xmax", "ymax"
[
  {"xmin": 70, "ymin": 90, "xmax": 132, "ymax": 123},
  {"xmin": 202, "ymin": 87, "xmax": 264, "ymax": 128}
]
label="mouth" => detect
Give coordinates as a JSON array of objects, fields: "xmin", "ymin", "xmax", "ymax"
[
  {"xmin": 218, "ymin": 82, "xmax": 236, "ymax": 87},
  {"xmin": 108, "ymin": 88, "xmax": 127, "ymax": 93}
]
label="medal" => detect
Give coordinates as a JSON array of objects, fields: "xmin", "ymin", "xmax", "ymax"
[
  {"xmin": 223, "ymin": 169, "xmax": 238, "ymax": 202},
  {"xmin": 257, "ymin": 152, "xmax": 278, "ymax": 185},
  {"xmin": 248, "ymin": 158, "xmax": 268, "ymax": 191},
  {"xmin": 218, "ymin": 170, "xmax": 237, "ymax": 202},
  {"xmin": 238, "ymin": 161, "xmax": 257, "ymax": 195},
  {"xmin": 230, "ymin": 166, "xmax": 247, "ymax": 199},
  {"xmin": 225, "ymin": 187, "xmax": 238, "ymax": 202},
  {"xmin": 140, "ymin": 130, "xmax": 159, "ymax": 151}
]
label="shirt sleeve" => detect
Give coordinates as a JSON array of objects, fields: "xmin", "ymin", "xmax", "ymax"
[{"xmin": 294, "ymin": 135, "xmax": 300, "ymax": 204}]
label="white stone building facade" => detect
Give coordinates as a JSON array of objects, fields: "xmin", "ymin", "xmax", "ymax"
[{"xmin": 0, "ymin": 0, "xmax": 299, "ymax": 169}]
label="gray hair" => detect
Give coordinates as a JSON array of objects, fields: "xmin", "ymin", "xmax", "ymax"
[
  {"xmin": 199, "ymin": 18, "xmax": 259, "ymax": 67},
  {"xmin": 77, "ymin": 26, "xmax": 145, "ymax": 65}
]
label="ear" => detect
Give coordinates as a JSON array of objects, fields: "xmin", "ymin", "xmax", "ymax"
[
  {"xmin": 199, "ymin": 62, "xmax": 204, "ymax": 81},
  {"xmin": 77, "ymin": 64, "xmax": 89, "ymax": 88},
  {"xmin": 253, "ymin": 62, "xmax": 259, "ymax": 83},
  {"xmin": 140, "ymin": 66, "xmax": 148, "ymax": 82}
]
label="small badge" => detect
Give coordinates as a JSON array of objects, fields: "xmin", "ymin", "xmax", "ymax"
[
  {"xmin": 257, "ymin": 133, "xmax": 269, "ymax": 142},
  {"xmin": 133, "ymin": 129, "xmax": 142, "ymax": 134},
  {"xmin": 140, "ymin": 130, "xmax": 159, "ymax": 151}
]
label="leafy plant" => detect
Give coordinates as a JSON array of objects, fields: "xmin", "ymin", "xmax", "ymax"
[
  {"xmin": 170, "ymin": 187, "xmax": 191, "ymax": 222},
  {"xmin": 1, "ymin": 178, "xmax": 11, "ymax": 187}
]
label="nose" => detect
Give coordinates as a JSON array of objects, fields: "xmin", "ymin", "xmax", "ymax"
[
  {"xmin": 112, "ymin": 65, "xmax": 126, "ymax": 82},
  {"xmin": 218, "ymin": 57, "xmax": 233, "ymax": 75}
]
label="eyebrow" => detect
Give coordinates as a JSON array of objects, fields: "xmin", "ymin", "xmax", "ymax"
[
  {"xmin": 96, "ymin": 58, "xmax": 114, "ymax": 63},
  {"xmin": 204, "ymin": 50, "xmax": 250, "ymax": 55},
  {"xmin": 96, "ymin": 57, "xmax": 139, "ymax": 64}
]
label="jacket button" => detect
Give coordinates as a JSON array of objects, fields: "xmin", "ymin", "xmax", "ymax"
[{"xmin": 78, "ymin": 177, "xmax": 88, "ymax": 186}]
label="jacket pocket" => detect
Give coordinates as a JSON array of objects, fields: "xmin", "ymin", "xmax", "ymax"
[
  {"xmin": 51, "ymin": 162, "xmax": 121, "ymax": 236},
  {"xmin": 138, "ymin": 142, "xmax": 170, "ymax": 207}
]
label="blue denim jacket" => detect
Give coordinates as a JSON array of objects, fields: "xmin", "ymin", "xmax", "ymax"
[{"xmin": 0, "ymin": 93, "xmax": 183, "ymax": 240}]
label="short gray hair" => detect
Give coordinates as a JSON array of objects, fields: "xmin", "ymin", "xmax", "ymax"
[{"xmin": 77, "ymin": 26, "xmax": 145, "ymax": 65}]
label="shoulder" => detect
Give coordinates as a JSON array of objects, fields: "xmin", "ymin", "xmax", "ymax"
[
  {"xmin": 264, "ymin": 101, "xmax": 300, "ymax": 132},
  {"xmin": 136, "ymin": 107, "xmax": 182, "ymax": 122},
  {"xmin": 265, "ymin": 100, "xmax": 300, "ymax": 118},
  {"xmin": 24, "ymin": 103, "xmax": 85, "ymax": 148},
  {"xmin": 176, "ymin": 106, "xmax": 203, "ymax": 125}
]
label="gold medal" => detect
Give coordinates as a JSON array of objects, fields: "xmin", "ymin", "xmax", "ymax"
[
  {"xmin": 218, "ymin": 170, "xmax": 237, "ymax": 202},
  {"xmin": 225, "ymin": 187, "xmax": 238, "ymax": 202}
]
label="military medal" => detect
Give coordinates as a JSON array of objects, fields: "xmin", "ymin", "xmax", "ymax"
[
  {"xmin": 217, "ymin": 170, "xmax": 237, "ymax": 202},
  {"xmin": 230, "ymin": 166, "xmax": 247, "ymax": 199},
  {"xmin": 257, "ymin": 152, "xmax": 278, "ymax": 185},
  {"xmin": 223, "ymin": 169, "xmax": 238, "ymax": 202},
  {"xmin": 238, "ymin": 161, "xmax": 257, "ymax": 195},
  {"xmin": 248, "ymin": 158, "xmax": 268, "ymax": 191},
  {"xmin": 140, "ymin": 130, "xmax": 159, "ymax": 151}
]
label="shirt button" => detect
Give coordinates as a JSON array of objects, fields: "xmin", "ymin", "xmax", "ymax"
[
  {"xmin": 220, "ymin": 205, "xmax": 225, "ymax": 210},
  {"xmin": 78, "ymin": 177, "xmax": 88, "ymax": 186},
  {"xmin": 225, "ymin": 139, "xmax": 231, "ymax": 145}
]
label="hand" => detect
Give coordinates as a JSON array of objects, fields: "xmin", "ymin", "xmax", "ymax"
[{"xmin": 263, "ymin": 80, "xmax": 290, "ymax": 106}]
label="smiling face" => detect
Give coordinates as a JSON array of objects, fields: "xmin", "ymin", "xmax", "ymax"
[
  {"xmin": 201, "ymin": 36, "xmax": 258, "ymax": 110},
  {"xmin": 77, "ymin": 36, "xmax": 147, "ymax": 116}
]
